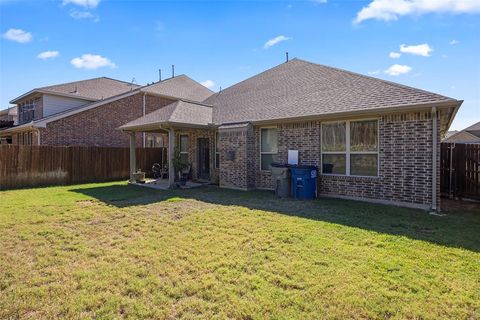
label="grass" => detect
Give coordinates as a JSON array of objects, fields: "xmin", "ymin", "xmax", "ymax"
[{"xmin": 0, "ymin": 181, "xmax": 479, "ymax": 319}]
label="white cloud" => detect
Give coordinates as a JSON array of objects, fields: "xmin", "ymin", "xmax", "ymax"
[
  {"xmin": 354, "ymin": 0, "xmax": 480, "ymax": 24},
  {"xmin": 70, "ymin": 54, "xmax": 116, "ymax": 70},
  {"xmin": 201, "ymin": 80, "xmax": 215, "ymax": 89},
  {"xmin": 63, "ymin": 0, "xmax": 100, "ymax": 8},
  {"xmin": 311, "ymin": 0, "xmax": 327, "ymax": 4},
  {"xmin": 368, "ymin": 70, "xmax": 381, "ymax": 75},
  {"xmin": 264, "ymin": 35, "xmax": 291, "ymax": 49},
  {"xmin": 384, "ymin": 64, "xmax": 412, "ymax": 76},
  {"xmin": 400, "ymin": 43, "xmax": 433, "ymax": 56},
  {"xmin": 2, "ymin": 28, "xmax": 32, "ymax": 43},
  {"xmin": 37, "ymin": 51, "xmax": 59, "ymax": 60},
  {"xmin": 389, "ymin": 51, "xmax": 401, "ymax": 58},
  {"xmin": 70, "ymin": 9, "xmax": 95, "ymax": 19},
  {"xmin": 449, "ymin": 39, "xmax": 459, "ymax": 45}
]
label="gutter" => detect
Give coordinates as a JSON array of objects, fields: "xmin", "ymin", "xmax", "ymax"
[
  {"xmin": 246, "ymin": 100, "xmax": 461, "ymax": 126},
  {"xmin": 0, "ymin": 122, "xmax": 36, "ymax": 134},
  {"xmin": 142, "ymin": 92, "xmax": 146, "ymax": 147},
  {"xmin": 432, "ymin": 106, "xmax": 438, "ymax": 212}
]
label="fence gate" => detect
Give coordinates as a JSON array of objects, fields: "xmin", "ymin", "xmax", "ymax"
[{"xmin": 441, "ymin": 143, "xmax": 480, "ymax": 200}]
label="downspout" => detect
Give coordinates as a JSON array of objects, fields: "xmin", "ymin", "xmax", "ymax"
[
  {"xmin": 36, "ymin": 128, "xmax": 41, "ymax": 145},
  {"xmin": 431, "ymin": 106, "xmax": 438, "ymax": 211},
  {"xmin": 142, "ymin": 93, "xmax": 146, "ymax": 148}
]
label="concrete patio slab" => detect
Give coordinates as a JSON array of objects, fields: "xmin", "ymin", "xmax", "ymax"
[{"xmin": 129, "ymin": 178, "xmax": 206, "ymax": 190}]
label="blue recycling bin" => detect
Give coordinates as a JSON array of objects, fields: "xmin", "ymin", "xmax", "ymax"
[{"xmin": 290, "ymin": 166, "xmax": 317, "ymax": 200}]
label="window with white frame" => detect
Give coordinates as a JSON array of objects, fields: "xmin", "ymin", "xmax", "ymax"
[
  {"xmin": 260, "ymin": 127, "xmax": 278, "ymax": 171},
  {"xmin": 179, "ymin": 134, "xmax": 189, "ymax": 164},
  {"xmin": 321, "ymin": 120, "xmax": 378, "ymax": 176},
  {"xmin": 215, "ymin": 131, "xmax": 220, "ymax": 169}
]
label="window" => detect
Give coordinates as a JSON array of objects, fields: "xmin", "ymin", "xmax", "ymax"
[
  {"xmin": 146, "ymin": 135, "xmax": 155, "ymax": 148},
  {"xmin": 19, "ymin": 132, "xmax": 33, "ymax": 145},
  {"xmin": 260, "ymin": 127, "xmax": 278, "ymax": 171},
  {"xmin": 321, "ymin": 120, "xmax": 378, "ymax": 176},
  {"xmin": 146, "ymin": 134, "xmax": 165, "ymax": 148},
  {"xmin": 321, "ymin": 122, "xmax": 346, "ymax": 174},
  {"xmin": 19, "ymin": 99, "xmax": 36, "ymax": 124},
  {"xmin": 215, "ymin": 131, "xmax": 220, "ymax": 169},
  {"xmin": 179, "ymin": 134, "xmax": 188, "ymax": 164}
]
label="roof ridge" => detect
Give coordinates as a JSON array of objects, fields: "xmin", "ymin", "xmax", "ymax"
[
  {"xmin": 464, "ymin": 120, "xmax": 480, "ymax": 131},
  {"xmin": 204, "ymin": 59, "xmax": 292, "ymax": 102},
  {"xmin": 38, "ymin": 76, "xmax": 139, "ymax": 90},
  {"xmin": 141, "ymin": 74, "xmax": 214, "ymax": 94},
  {"xmin": 178, "ymin": 98, "xmax": 213, "ymax": 107},
  {"xmin": 447, "ymin": 129, "xmax": 480, "ymax": 141},
  {"xmin": 139, "ymin": 74, "xmax": 188, "ymax": 90},
  {"xmin": 294, "ymin": 58, "xmax": 454, "ymax": 101}
]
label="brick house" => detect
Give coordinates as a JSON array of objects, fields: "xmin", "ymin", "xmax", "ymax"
[
  {"xmin": 0, "ymin": 75, "xmax": 213, "ymax": 147},
  {"xmin": 121, "ymin": 59, "xmax": 462, "ymax": 211}
]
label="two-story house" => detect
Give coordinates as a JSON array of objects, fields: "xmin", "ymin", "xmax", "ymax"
[{"xmin": 0, "ymin": 75, "xmax": 213, "ymax": 147}]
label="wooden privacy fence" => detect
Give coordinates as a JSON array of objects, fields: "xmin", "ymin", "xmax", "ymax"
[
  {"xmin": 0, "ymin": 145, "xmax": 167, "ymax": 190},
  {"xmin": 440, "ymin": 143, "xmax": 480, "ymax": 200}
]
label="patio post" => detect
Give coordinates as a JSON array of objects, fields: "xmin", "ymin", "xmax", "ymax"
[
  {"xmin": 129, "ymin": 131, "xmax": 136, "ymax": 183},
  {"xmin": 168, "ymin": 127, "xmax": 175, "ymax": 187}
]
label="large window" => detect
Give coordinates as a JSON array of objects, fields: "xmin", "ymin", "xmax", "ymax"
[
  {"xmin": 215, "ymin": 131, "xmax": 220, "ymax": 169},
  {"xmin": 321, "ymin": 120, "xmax": 378, "ymax": 176},
  {"xmin": 260, "ymin": 127, "xmax": 278, "ymax": 171},
  {"xmin": 179, "ymin": 134, "xmax": 189, "ymax": 164}
]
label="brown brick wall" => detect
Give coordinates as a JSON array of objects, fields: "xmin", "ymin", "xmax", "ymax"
[
  {"xmin": 174, "ymin": 128, "xmax": 218, "ymax": 182},
  {"xmin": 320, "ymin": 111, "xmax": 439, "ymax": 208},
  {"xmin": 236, "ymin": 111, "xmax": 439, "ymax": 208},
  {"xmin": 219, "ymin": 124, "xmax": 255, "ymax": 190},
  {"xmin": 39, "ymin": 93, "xmax": 176, "ymax": 147}
]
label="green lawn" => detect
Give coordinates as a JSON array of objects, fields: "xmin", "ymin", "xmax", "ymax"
[{"xmin": 0, "ymin": 182, "xmax": 479, "ymax": 319}]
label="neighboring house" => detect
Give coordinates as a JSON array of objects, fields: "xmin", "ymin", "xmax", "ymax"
[
  {"xmin": 0, "ymin": 106, "xmax": 18, "ymax": 125},
  {"xmin": 120, "ymin": 58, "xmax": 463, "ymax": 211},
  {"xmin": 0, "ymin": 107, "xmax": 18, "ymax": 144},
  {"xmin": 0, "ymin": 76, "xmax": 213, "ymax": 147},
  {"xmin": 443, "ymin": 121, "xmax": 480, "ymax": 143}
]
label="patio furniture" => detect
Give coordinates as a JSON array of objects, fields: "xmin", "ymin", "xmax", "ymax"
[{"xmin": 132, "ymin": 170, "xmax": 146, "ymax": 183}]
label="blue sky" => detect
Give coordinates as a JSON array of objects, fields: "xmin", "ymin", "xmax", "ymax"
[{"xmin": 0, "ymin": 0, "xmax": 479, "ymax": 130}]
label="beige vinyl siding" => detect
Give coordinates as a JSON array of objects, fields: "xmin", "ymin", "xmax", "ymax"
[{"xmin": 42, "ymin": 94, "xmax": 92, "ymax": 117}]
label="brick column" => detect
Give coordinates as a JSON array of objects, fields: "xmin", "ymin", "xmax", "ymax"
[{"xmin": 219, "ymin": 123, "xmax": 254, "ymax": 190}]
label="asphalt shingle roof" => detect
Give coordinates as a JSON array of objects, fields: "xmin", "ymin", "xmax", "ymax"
[
  {"xmin": 36, "ymin": 77, "xmax": 140, "ymax": 101},
  {"xmin": 443, "ymin": 130, "xmax": 480, "ymax": 143},
  {"xmin": 465, "ymin": 121, "xmax": 480, "ymax": 132},
  {"xmin": 205, "ymin": 58, "xmax": 457, "ymax": 124},
  {"xmin": 141, "ymin": 75, "xmax": 214, "ymax": 102},
  {"xmin": 119, "ymin": 100, "xmax": 213, "ymax": 130}
]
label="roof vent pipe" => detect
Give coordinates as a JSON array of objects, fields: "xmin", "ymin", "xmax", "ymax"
[
  {"xmin": 172, "ymin": 65, "xmax": 175, "ymax": 78},
  {"xmin": 159, "ymin": 69, "xmax": 162, "ymax": 82},
  {"xmin": 286, "ymin": 52, "xmax": 289, "ymax": 63}
]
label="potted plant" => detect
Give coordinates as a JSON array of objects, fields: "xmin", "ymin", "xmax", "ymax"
[{"xmin": 172, "ymin": 147, "xmax": 188, "ymax": 186}]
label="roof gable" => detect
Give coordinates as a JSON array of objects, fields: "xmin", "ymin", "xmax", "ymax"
[
  {"xmin": 119, "ymin": 100, "xmax": 213, "ymax": 131},
  {"xmin": 11, "ymin": 77, "xmax": 140, "ymax": 103},
  {"xmin": 141, "ymin": 75, "xmax": 214, "ymax": 102}
]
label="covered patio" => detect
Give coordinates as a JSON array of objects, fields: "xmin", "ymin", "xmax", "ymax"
[{"xmin": 119, "ymin": 99, "xmax": 216, "ymax": 188}]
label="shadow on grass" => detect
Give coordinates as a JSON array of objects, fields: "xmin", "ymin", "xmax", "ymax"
[{"xmin": 70, "ymin": 184, "xmax": 480, "ymax": 252}]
